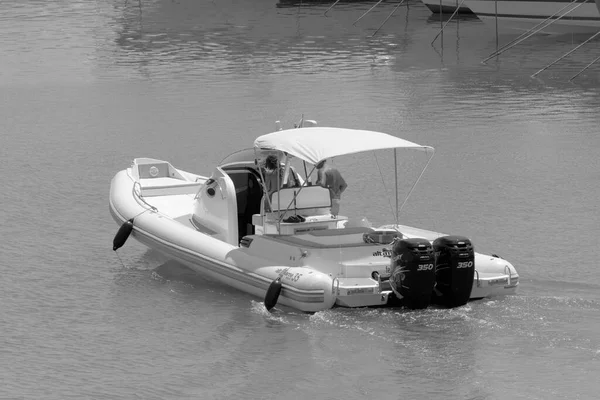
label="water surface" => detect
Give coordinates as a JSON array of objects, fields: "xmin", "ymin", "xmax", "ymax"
[{"xmin": 1, "ymin": 1, "xmax": 599, "ymax": 399}]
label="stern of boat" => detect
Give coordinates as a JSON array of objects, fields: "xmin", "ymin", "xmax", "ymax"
[
  {"xmin": 470, "ymin": 253, "xmax": 519, "ymax": 299},
  {"xmin": 333, "ymin": 277, "xmax": 393, "ymax": 308}
]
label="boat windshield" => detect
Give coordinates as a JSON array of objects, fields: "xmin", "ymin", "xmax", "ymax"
[
  {"xmin": 219, "ymin": 148, "xmax": 293, "ymax": 173},
  {"xmin": 218, "ymin": 148, "xmax": 257, "ymax": 169}
]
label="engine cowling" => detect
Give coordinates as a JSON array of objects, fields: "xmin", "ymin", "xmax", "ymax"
[
  {"xmin": 389, "ymin": 238, "xmax": 436, "ymax": 310},
  {"xmin": 432, "ymin": 235, "xmax": 475, "ymax": 307}
]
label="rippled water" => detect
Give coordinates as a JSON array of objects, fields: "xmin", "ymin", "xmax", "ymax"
[{"xmin": 2, "ymin": 1, "xmax": 600, "ymax": 399}]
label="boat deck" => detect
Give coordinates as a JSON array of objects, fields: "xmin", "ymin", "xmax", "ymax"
[
  {"xmin": 139, "ymin": 177, "xmax": 203, "ymax": 197},
  {"xmin": 264, "ymin": 226, "xmax": 376, "ymax": 248}
]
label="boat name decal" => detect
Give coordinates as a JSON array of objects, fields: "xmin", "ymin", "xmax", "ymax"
[
  {"xmin": 417, "ymin": 263, "xmax": 434, "ymax": 271},
  {"xmin": 275, "ymin": 268, "xmax": 303, "ymax": 282},
  {"xmin": 294, "ymin": 226, "xmax": 327, "ymax": 234},
  {"xmin": 372, "ymin": 248, "xmax": 392, "ymax": 258}
]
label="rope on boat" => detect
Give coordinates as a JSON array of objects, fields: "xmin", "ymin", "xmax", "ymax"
[
  {"xmin": 484, "ymin": 0, "xmax": 583, "ymax": 61},
  {"xmin": 324, "ymin": 0, "xmax": 342, "ymax": 17},
  {"xmin": 371, "ymin": 0, "xmax": 406, "ymax": 37},
  {"xmin": 373, "ymin": 148, "xmax": 435, "ymax": 222},
  {"xmin": 431, "ymin": 0, "xmax": 467, "ymax": 45},
  {"xmin": 532, "ymin": 30, "xmax": 600, "ymax": 78},
  {"xmin": 353, "ymin": 0, "xmax": 385, "ymax": 26},
  {"xmin": 481, "ymin": 0, "xmax": 588, "ymax": 64},
  {"xmin": 397, "ymin": 149, "xmax": 435, "ymax": 216},
  {"xmin": 114, "ymin": 249, "xmax": 127, "ymax": 269},
  {"xmin": 569, "ymin": 52, "xmax": 600, "ymax": 81}
]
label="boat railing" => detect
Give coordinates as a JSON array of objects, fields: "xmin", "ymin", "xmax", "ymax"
[
  {"xmin": 132, "ymin": 181, "xmax": 158, "ymax": 213},
  {"xmin": 504, "ymin": 265, "xmax": 513, "ymax": 286},
  {"xmin": 332, "ymin": 276, "xmax": 340, "ymax": 296},
  {"xmin": 372, "ymin": 271, "xmax": 392, "ymax": 293}
]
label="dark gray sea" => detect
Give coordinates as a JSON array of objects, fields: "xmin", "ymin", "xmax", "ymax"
[{"xmin": 2, "ymin": 1, "xmax": 600, "ymax": 399}]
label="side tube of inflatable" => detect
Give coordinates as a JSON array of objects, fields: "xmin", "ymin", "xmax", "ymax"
[{"xmin": 255, "ymin": 266, "xmax": 336, "ymax": 312}]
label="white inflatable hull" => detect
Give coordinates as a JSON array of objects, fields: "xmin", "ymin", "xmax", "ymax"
[
  {"xmin": 110, "ymin": 169, "xmax": 336, "ymax": 312},
  {"xmin": 109, "ymin": 162, "xmax": 518, "ymax": 312}
]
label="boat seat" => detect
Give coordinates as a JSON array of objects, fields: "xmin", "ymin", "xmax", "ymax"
[
  {"xmin": 252, "ymin": 186, "xmax": 335, "ymax": 234},
  {"xmin": 268, "ymin": 186, "xmax": 331, "ymax": 213},
  {"xmin": 138, "ymin": 162, "xmax": 170, "ymax": 178},
  {"xmin": 138, "ymin": 177, "xmax": 202, "ymax": 197}
]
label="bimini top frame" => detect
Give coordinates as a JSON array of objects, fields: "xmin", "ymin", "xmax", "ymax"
[{"xmin": 252, "ymin": 125, "xmax": 435, "ymax": 228}]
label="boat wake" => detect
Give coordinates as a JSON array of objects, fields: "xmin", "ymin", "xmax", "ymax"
[
  {"xmin": 152, "ymin": 260, "xmax": 207, "ymax": 285},
  {"xmin": 250, "ymin": 300, "xmax": 302, "ymax": 325}
]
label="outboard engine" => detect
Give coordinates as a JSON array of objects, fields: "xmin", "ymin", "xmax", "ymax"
[
  {"xmin": 432, "ymin": 235, "xmax": 475, "ymax": 308},
  {"xmin": 389, "ymin": 238, "xmax": 436, "ymax": 310}
]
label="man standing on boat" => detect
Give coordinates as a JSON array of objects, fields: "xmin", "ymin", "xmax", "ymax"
[
  {"xmin": 262, "ymin": 155, "xmax": 282, "ymax": 198},
  {"xmin": 315, "ymin": 160, "xmax": 347, "ymax": 216},
  {"xmin": 262, "ymin": 154, "xmax": 299, "ymax": 196},
  {"xmin": 261, "ymin": 154, "xmax": 301, "ymax": 212}
]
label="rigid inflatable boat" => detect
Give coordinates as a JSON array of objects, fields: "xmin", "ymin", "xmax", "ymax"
[{"xmin": 109, "ymin": 119, "xmax": 519, "ymax": 312}]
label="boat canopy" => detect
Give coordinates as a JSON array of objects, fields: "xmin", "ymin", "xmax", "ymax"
[{"xmin": 254, "ymin": 127, "xmax": 434, "ymax": 165}]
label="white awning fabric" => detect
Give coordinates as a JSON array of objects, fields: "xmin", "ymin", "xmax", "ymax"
[{"xmin": 254, "ymin": 127, "xmax": 433, "ymax": 165}]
